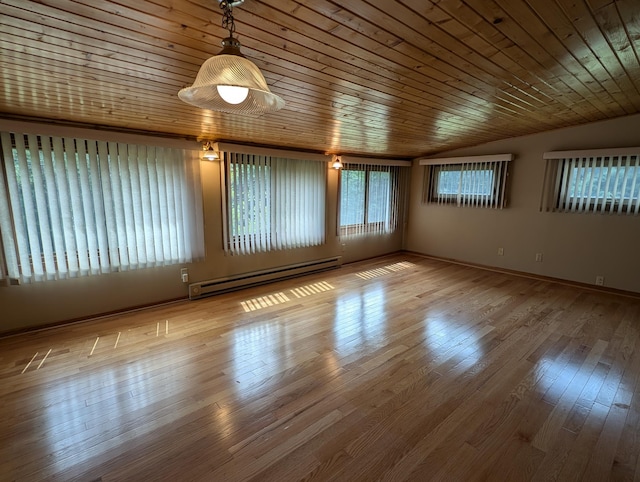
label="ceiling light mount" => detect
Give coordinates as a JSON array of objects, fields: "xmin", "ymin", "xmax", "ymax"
[
  {"xmin": 178, "ymin": 0, "xmax": 285, "ymax": 115},
  {"xmin": 220, "ymin": 0, "xmax": 244, "ymax": 37}
]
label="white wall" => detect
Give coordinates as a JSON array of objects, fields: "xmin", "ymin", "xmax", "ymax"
[
  {"xmin": 406, "ymin": 113, "xmax": 640, "ymax": 294},
  {"xmin": 0, "ymin": 126, "xmax": 403, "ymax": 333}
]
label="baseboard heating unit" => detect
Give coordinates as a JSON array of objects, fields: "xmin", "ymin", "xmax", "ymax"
[{"xmin": 188, "ymin": 256, "xmax": 342, "ymax": 300}]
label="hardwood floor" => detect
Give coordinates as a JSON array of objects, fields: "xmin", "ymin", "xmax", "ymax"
[{"xmin": 2, "ymin": 254, "xmax": 640, "ymax": 481}]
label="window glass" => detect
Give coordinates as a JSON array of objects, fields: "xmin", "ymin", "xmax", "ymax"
[
  {"xmin": 339, "ymin": 164, "xmax": 406, "ymax": 237},
  {"xmin": 340, "ymin": 170, "xmax": 365, "ymax": 226},
  {"xmin": 423, "ymin": 161, "xmax": 509, "ymax": 208},
  {"xmin": 228, "ymin": 162, "xmax": 271, "ymax": 238},
  {"xmin": 567, "ymin": 166, "xmax": 639, "ymax": 200},
  {"xmin": 368, "ymin": 171, "xmax": 390, "ymax": 223}
]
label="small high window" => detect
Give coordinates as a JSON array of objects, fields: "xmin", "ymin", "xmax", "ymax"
[
  {"xmin": 420, "ymin": 154, "xmax": 513, "ymax": 208},
  {"xmin": 541, "ymin": 148, "xmax": 640, "ymax": 215}
]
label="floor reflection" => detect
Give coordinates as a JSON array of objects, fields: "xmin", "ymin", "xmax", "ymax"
[
  {"xmin": 531, "ymin": 339, "xmax": 614, "ymax": 406},
  {"xmin": 231, "ymin": 321, "xmax": 284, "ymax": 400},
  {"xmin": 333, "ymin": 284, "xmax": 388, "ymax": 355},
  {"xmin": 423, "ymin": 315, "xmax": 485, "ymax": 367},
  {"xmin": 42, "ymin": 348, "xmax": 197, "ymax": 474}
]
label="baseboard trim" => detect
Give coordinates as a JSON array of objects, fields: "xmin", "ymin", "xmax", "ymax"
[
  {"xmin": 0, "ymin": 297, "xmax": 187, "ymax": 339},
  {"xmin": 402, "ymin": 250, "xmax": 640, "ymax": 300}
]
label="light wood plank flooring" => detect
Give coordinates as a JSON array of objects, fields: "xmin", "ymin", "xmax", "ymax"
[{"xmin": 2, "ymin": 254, "xmax": 640, "ymax": 481}]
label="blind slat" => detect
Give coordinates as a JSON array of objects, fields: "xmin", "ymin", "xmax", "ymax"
[{"xmin": 14, "ymin": 134, "xmax": 41, "ymax": 279}]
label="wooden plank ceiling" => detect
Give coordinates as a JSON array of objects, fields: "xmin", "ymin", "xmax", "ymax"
[{"xmin": 1, "ymin": 0, "xmax": 639, "ymax": 158}]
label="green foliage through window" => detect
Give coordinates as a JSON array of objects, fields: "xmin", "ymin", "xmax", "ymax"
[
  {"xmin": 223, "ymin": 153, "xmax": 326, "ymax": 254},
  {"xmin": 423, "ymin": 160, "xmax": 509, "ymax": 209},
  {"xmin": 541, "ymin": 152, "xmax": 640, "ymax": 214},
  {"xmin": 339, "ymin": 163, "xmax": 405, "ymax": 237}
]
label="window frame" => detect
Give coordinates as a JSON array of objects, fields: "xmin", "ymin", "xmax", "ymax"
[
  {"xmin": 419, "ymin": 153, "xmax": 513, "ymax": 209},
  {"xmin": 541, "ymin": 148, "xmax": 640, "ymax": 215},
  {"xmin": 221, "ymin": 148, "xmax": 327, "ymax": 255},
  {"xmin": 0, "ymin": 131, "xmax": 204, "ymax": 284},
  {"xmin": 337, "ymin": 158, "xmax": 410, "ymax": 238},
  {"xmin": 339, "ymin": 166, "xmax": 395, "ymax": 235},
  {"xmin": 429, "ymin": 164, "xmax": 498, "ymax": 204}
]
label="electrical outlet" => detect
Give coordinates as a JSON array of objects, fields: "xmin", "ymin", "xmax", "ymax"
[
  {"xmin": 535, "ymin": 253, "xmax": 543, "ymax": 262},
  {"xmin": 180, "ymin": 268, "xmax": 189, "ymax": 283},
  {"xmin": 497, "ymin": 247, "xmax": 504, "ymax": 256},
  {"xmin": 595, "ymin": 275, "xmax": 604, "ymax": 286}
]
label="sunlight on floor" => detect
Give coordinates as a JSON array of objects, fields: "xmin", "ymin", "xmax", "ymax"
[
  {"xmin": 356, "ymin": 261, "xmax": 415, "ymax": 279},
  {"xmin": 289, "ymin": 281, "xmax": 334, "ymax": 298},
  {"xmin": 241, "ymin": 292, "xmax": 290, "ymax": 312},
  {"xmin": 240, "ymin": 281, "xmax": 335, "ymax": 312}
]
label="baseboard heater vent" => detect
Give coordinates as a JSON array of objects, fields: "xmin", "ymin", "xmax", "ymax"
[{"xmin": 189, "ymin": 256, "xmax": 342, "ymax": 300}]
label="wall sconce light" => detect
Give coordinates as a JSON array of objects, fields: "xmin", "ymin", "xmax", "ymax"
[
  {"xmin": 331, "ymin": 155, "xmax": 343, "ymax": 170},
  {"xmin": 202, "ymin": 141, "xmax": 219, "ymax": 161}
]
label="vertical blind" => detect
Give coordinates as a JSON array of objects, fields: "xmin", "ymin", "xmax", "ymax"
[
  {"xmin": 339, "ymin": 162, "xmax": 409, "ymax": 237},
  {"xmin": 541, "ymin": 148, "xmax": 640, "ymax": 215},
  {"xmin": 422, "ymin": 160, "xmax": 510, "ymax": 208},
  {"xmin": 0, "ymin": 132, "xmax": 204, "ymax": 284},
  {"xmin": 223, "ymin": 152, "xmax": 326, "ymax": 255}
]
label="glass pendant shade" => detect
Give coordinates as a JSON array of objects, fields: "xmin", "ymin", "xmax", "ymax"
[
  {"xmin": 178, "ymin": 37, "xmax": 285, "ymax": 115},
  {"xmin": 203, "ymin": 148, "xmax": 219, "ymax": 160}
]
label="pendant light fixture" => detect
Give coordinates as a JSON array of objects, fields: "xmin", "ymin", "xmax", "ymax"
[{"xmin": 178, "ymin": 0, "xmax": 285, "ymax": 115}]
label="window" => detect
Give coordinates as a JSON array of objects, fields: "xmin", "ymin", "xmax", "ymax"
[
  {"xmin": 420, "ymin": 154, "xmax": 512, "ymax": 208},
  {"xmin": 222, "ymin": 151, "xmax": 326, "ymax": 255},
  {"xmin": 339, "ymin": 162, "xmax": 408, "ymax": 237},
  {"xmin": 0, "ymin": 131, "xmax": 204, "ymax": 284},
  {"xmin": 541, "ymin": 148, "xmax": 640, "ymax": 215}
]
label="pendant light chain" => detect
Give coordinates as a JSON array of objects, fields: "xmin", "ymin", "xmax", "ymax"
[{"xmin": 220, "ymin": 1, "xmax": 236, "ymax": 38}]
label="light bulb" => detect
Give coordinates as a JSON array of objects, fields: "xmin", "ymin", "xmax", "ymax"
[
  {"xmin": 216, "ymin": 85, "xmax": 249, "ymax": 104},
  {"xmin": 203, "ymin": 150, "xmax": 219, "ymax": 161}
]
